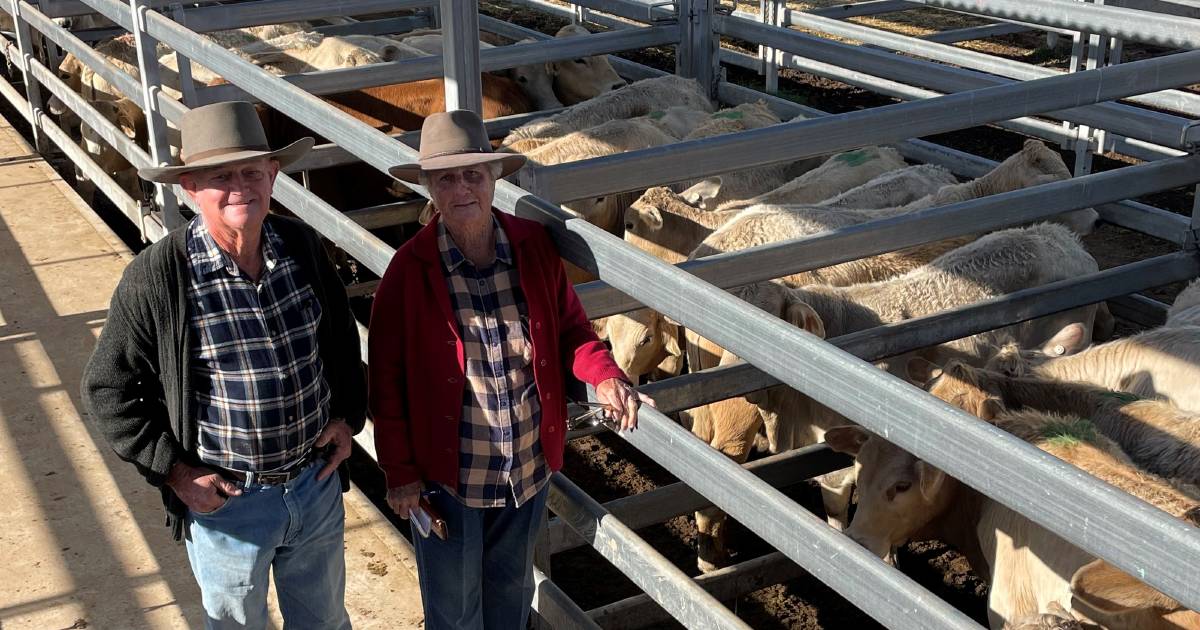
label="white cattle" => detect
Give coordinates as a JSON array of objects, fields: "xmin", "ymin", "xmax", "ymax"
[
  {"xmin": 501, "ymin": 75, "xmax": 713, "ymax": 153},
  {"xmin": 547, "ymin": 24, "xmax": 627, "ymax": 104},
  {"xmin": 1167, "ymin": 279, "xmax": 1200, "ymax": 327},
  {"xmin": 988, "ymin": 323, "xmax": 1200, "ymax": 413}
]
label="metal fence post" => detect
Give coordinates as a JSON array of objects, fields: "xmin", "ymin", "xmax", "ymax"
[
  {"xmin": 439, "ymin": 0, "xmax": 483, "ymax": 114},
  {"xmin": 759, "ymin": 0, "xmax": 781, "ymax": 93},
  {"xmin": 129, "ymin": 0, "xmax": 183, "ymax": 230},
  {"xmin": 169, "ymin": 2, "xmax": 196, "ymax": 106},
  {"xmin": 8, "ymin": 0, "xmax": 51, "ymax": 153},
  {"xmin": 678, "ymin": 0, "xmax": 719, "ymax": 101}
]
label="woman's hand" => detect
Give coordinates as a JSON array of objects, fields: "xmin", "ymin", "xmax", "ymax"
[
  {"xmin": 386, "ymin": 480, "xmax": 424, "ymax": 518},
  {"xmin": 595, "ymin": 378, "xmax": 656, "ymax": 432}
]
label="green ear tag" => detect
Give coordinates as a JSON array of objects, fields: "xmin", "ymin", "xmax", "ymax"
[
  {"xmin": 835, "ymin": 149, "xmax": 872, "ymax": 166},
  {"xmin": 648, "ymin": 110, "xmax": 666, "ymax": 120},
  {"xmin": 711, "ymin": 110, "xmax": 744, "ymax": 120}
]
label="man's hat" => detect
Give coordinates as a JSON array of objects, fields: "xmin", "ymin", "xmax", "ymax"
[
  {"xmin": 388, "ymin": 110, "xmax": 526, "ymax": 184},
  {"xmin": 138, "ymin": 101, "xmax": 313, "ymax": 184}
]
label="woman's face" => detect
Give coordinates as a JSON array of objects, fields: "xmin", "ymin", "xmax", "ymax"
[{"xmin": 428, "ymin": 164, "xmax": 496, "ymax": 230}]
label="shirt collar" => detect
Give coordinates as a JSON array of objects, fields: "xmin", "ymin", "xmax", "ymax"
[
  {"xmin": 187, "ymin": 216, "xmax": 279, "ymax": 281},
  {"xmin": 437, "ymin": 216, "xmax": 513, "ymax": 272}
]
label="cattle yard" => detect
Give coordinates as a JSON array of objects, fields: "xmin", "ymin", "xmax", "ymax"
[{"xmin": 2, "ymin": 0, "xmax": 1200, "ymax": 628}]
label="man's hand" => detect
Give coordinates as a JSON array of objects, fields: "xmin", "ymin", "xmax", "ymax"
[
  {"xmin": 386, "ymin": 481, "xmax": 423, "ymax": 519},
  {"xmin": 595, "ymin": 378, "xmax": 656, "ymax": 432},
  {"xmin": 315, "ymin": 418, "xmax": 353, "ymax": 481},
  {"xmin": 166, "ymin": 461, "xmax": 242, "ymax": 514}
]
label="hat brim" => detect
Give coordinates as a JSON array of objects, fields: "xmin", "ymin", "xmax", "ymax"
[
  {"xmin": 388, "ymin": 152, "xmax": 526, "ymax": 184},
  {"xmin": 138, "ymin": 137, "xmax": 315, "ymax": 184}
]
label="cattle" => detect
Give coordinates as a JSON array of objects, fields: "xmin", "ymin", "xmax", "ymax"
[
  {"xmin": 501, "ymin": 75, "xmax": 713, "ymax": 153},
  {"xmin": 687, "ymin": 223, "xmax": 1099, "ymax": 571},
  {"xmin": 905, "ymin": 358, "xmax": 1200, "ymax": 487},
  {"xmin": 1167, "ymin": 278, "xmax": 1200, "ymax": 327},
  {"xmin": 827, "ymin": 359, "xmax": 1200, "ymax": 629},
  {"xmin": 987, "ymin": 323, "xmax": 1200, "ymax": 413},
  {"xmin": 546, "ymin": 24, "xmax": 626, "ymax": 104}
]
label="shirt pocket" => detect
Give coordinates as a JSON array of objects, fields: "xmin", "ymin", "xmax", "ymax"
[{"xmin": 514, "ymin": 314, "xmax": 534, "ymax": 366}]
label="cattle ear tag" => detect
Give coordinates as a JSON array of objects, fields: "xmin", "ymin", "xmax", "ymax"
[{"xmin": 1052, "ymin": 344, "xmax": 1066, "ymax": 356}]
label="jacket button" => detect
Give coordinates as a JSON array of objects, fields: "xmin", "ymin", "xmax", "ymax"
[
  {"xmin": 539, "ymin": 359, "xmax": 547, "ymax": 367},
  {"xmin": 535, "ymin": 321, "xmax": 542, "ymax": 329},
  {"xmin": 447, "ymin": 377, "xmax": 457, "ymax": 384},
  {"xmin": 547, "ymin": 425, "xmax": 555, "ymax": 433},
  {"xmin": 545, "ymin": 392, "xmax": 552, "ymax": 400}
]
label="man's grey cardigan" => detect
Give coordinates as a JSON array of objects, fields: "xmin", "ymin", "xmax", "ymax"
[{"xmin": 81, "ymin": 214, "xmax": 367, "ymax": 540}]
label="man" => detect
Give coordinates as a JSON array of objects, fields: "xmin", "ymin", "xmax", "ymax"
[
  {"xmin": 368, "ymin": 110, "xmax": 653, "ymax": 629},
  {"xmin": 82, "ymin": 100, "xmax": 365, "ymax": 629}
]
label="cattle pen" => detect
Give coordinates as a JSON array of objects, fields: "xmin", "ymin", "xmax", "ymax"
[{"xmin": 1, "ymin": 0, "xmax": 1199, "ymax": 627}]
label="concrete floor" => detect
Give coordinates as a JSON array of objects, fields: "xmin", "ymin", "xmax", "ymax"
[{"xmin": 0, "ymin": 115, "xmax": 424, "ymax": 629}]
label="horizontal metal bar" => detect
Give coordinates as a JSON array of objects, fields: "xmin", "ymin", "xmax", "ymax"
[
  {"xmin": 284, "ymin": 107, "xmax": 565, "ymax": 173},
  {"xmin": 547, "ymin": 473, "xmax": 753, "ymax": 630},
  {"xmin": 921, "ymin": 21, "xmax": 1029, "ymax": 43},
  {"xmin": 161, "ymin": 0, "xmax": 430, "ymax": 34},
  {"xmin": 475, "ymin": 13, "xmax": 668, "ymax": 83},
  {"xmin": 310, "ymin": 16, "xmax": 429, "ymax": 37},
  {"xmin": 36, "ymin": 0, "xmax": 222, "ymax": 18},
  {"xmin": 776, "ymin": 5, "xmax": 1200, "ymax": 121},
  {"xmin": 588, "ymin": 552, "xmax": 804, "ymax": 630},
  {"xmin": 345, "ymin": 200, "xmax": 423, "ymax": 229},
  {"xmin": 627, "ymin": 252, "xmax": 1199, "ymax": 416},
  {"xmin": 0, "ymin": 70, "xmax": 144, "ymax": 230},
  {"xmin": 808, "ymin": 0, "xmax": 921, "ymax": 18},
  {"xmin": 272, "ymin": 174, "xmax": 395, "ymax": 276},
  {"xmin": 533, "ymin": 567, "xmax": 603, "ymax": 630},
  {"xmin": 196, "ymin": 24, "xmax": 680, "ymax": 102},
  {"xmin": 546, "ymin": 444, "xmax": 852, "ymax": 554},
  {"xmin": 528, "ymin": 21, "xmax": 1200, "ymax": 203},
  {"xmin": 1107, "ymin": 293, "xmax": 1171, "ymax": 328},
  {"xmin": 1097, "ymin": 200, "xmax": 1191, "ymax": 245},
  {"xmin": 576, "ymin": 152, "xmax": 1200, "ymax": 318},
  {"xmin": 914, "ymin": 0, "xmax": 1200, "ymax": 48}
]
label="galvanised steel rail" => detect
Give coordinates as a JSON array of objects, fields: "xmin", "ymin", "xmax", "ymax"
[
  {"xmin": 915, "ymin": 0, "xmax": 1200, "ymax": 48},
  {"xmin": 521, "ymin": 18, "xmax": 1200, "ymax": 204},
  {"xmin": 195, "ymin": 25, "xmax": 681, "ymax": 102},
  {"xmin": 574, "ymin": 151, "xmax": 1200, "ymax": 318}
]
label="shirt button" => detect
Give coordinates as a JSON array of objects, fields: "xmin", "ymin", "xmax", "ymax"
[{"xmin": 545, "ymin": 392, "xmax": 552, "ymax": 400}]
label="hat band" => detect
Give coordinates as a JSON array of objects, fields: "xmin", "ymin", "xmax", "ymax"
[
  {"xmin": 422, "ymin": 147, "xmax": 492, "ymax": 160},
  {"xmin": 184, "ymin": 144, "xmax": 272, "ymax": 164}
]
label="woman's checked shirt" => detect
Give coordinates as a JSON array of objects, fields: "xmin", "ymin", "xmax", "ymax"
[{"xmin": 438, "ymin": 219, "xmax": 549, "ymax": 508}]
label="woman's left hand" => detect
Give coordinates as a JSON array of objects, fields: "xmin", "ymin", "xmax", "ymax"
[{"xmin": 595, "ymin": 378, "xmax": 656, "ymax": 432}]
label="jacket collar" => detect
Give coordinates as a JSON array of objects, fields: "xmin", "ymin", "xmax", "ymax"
[{"xmin": 411, "ymin": 209, "xmax": 536, "ymax": 265}]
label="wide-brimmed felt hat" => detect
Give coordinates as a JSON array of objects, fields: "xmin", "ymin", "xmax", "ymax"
[
  {"xmin": 138, "ymin": 100, "xmax": 313, "ymax": 184},
  {"xmin": 388, "ymin": 110, "xmax": 526, "ymax": 184}
]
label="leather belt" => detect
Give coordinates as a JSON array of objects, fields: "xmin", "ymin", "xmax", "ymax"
[{"xmin": 219, "ymin": 448, "xmax": 324, "ymax": 486}]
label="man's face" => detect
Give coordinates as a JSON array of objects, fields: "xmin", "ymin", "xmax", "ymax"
[
  {"xmin": 427, "ymin": 164, "xmax": 496, "ymax": 227},
  {"xmin": 181, "ymin": 158, "xmax": 279, "ymax": 234}
]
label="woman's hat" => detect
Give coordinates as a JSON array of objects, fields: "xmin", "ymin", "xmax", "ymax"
[
  {"xmin": 138, "ymin": 100, "xmax": 313, "ymax": 184},
  {"xmin": 388, "ymin": 110, "xmax": 526, "ymax": 184}
]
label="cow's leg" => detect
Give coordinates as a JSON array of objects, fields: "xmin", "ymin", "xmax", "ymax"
[{"xmin": 693, "ymin": 397, "xmax": 761, "ymax": 573}]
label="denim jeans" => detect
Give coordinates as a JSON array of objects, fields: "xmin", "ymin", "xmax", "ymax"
[
  {"xmin": 184, "ymin": 459, "xmax": 351, "ymax": 630},
  {"xmin": 412, "ymin": 484, "xmax": 549, "ymax": 630}
]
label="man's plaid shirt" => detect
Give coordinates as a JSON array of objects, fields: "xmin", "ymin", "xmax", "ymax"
[
  {"xmin": 439, "ymin": 218, "xmax": 549, "ymax": 508},
  {"xmin": 186, "ymin": 217, "xmax": 331, "ymax": 472}
]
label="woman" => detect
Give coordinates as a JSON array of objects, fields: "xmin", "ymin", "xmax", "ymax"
[{"xmin": 368, "ymin": 109, "xmax": 651, "ymax": 629}]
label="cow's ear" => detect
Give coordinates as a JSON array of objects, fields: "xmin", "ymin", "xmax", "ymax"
[
  {"xmin": 1040, "ymin": 322, "xmax": 1089, "ymax": 357},
  {"xmin": 378, "ymin": 44, "xmax": 403, "ymax": 62},
  {"xmin": 824, "ymin": 426, "xmax": 868, "ymax": 456},
  {"xmin": 906, "ymin": 357, "xmax": 942, "ymax": 387},
  {"xmin": 544, "ymin": 61, "xmax": 558, "ymax": 77},
  {"xmin": 914, "ymin": 461, "xmax": 946, "ymax": 502},
  {"xmin": 1071, "ymin": 559, "xmax": 1181, "ymax": 615}
]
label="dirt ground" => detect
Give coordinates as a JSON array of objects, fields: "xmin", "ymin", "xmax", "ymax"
[{"xmin": 5, "ymin": 2, "xmax": 1196, "ymax": 627}]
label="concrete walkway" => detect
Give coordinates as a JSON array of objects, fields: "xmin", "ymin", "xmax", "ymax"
[{"xmin": 0, "ymin": 115, "xmax": 423, "ymax": 629}]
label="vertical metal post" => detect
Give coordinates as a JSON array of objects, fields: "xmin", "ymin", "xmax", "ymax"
[
  {"xmin": 759, "ymin": 0, "xmax": 781, "ymax": 93},
  {"xmin": 530, "ymin": 510, "xmax": 553, "ymax": 630},
  {"xmin": 678, "ymin": 0, "xmax": 719, "ymax": 102},
  {"xmin": 574, "ymin": 2, "xmax": 589, "ymax": 25},
  {"xmin": 170, "ymin": 3, "xmax": 197, "ymax": 106},
  {"xmin": 8, "ymin": 0, "xmax": 51, "ymax": 153},
  {"xmin": 130, "ymin": 0, "xmax": 183, "ymax": 230},
  {"xmin": 439, "ymin": 0, "xmax": 483, "ymax": 115},
  {"xmin": 1190, "ymin": 185, "xmax": 1200, "ymax": 250}
]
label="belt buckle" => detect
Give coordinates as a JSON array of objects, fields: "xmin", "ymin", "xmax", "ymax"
[{"xmin": 257, "ymin": 471, "xmax": 292, "ymax": 485}]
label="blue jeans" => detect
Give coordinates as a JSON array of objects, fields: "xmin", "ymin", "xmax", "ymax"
[
  {"xmin": 184, "ymin": 460, "xmax": 351, "ymax": 630},
  {"xmin": 412, "ymin": 484, "xmax": 549, "ymax": 630}
]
